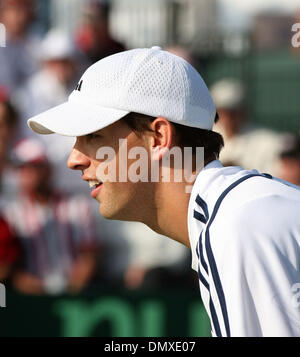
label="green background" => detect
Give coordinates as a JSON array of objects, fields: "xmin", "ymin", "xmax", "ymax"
[
  {"xmin": 200, "ymin": 50, "xmax": 300, "ymax": 133},
  {"xmin": 0, "ymin": 288, "xmax": 211, "ymax": 337}
]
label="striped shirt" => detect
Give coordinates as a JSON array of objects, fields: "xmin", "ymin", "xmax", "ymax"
[
  {"xmin": 3, "ymin": 193, "xmax": 97, "ymax": 291},
  {"xmin": 188, "ymin": 160, "xmax": 300, "ymax": 337}
]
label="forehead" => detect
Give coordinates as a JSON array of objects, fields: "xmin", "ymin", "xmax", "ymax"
[
  {"xmin": 76, "ymin": 119, "xmax": 141, "ymax": 150},
  {"xmin": 89, "ymin": 119, "xmax": 134, "ymax": 138}
]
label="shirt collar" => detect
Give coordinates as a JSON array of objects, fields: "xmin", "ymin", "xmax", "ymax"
[
  {"xmin": 187, "ymin": 159, "xmax": 224, "ymax": 270},
  {"xmin": 190, "ymin": 159, "xmax": 224, "ymax": 202}
]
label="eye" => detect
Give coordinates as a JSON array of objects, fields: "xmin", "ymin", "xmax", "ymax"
[{"xmin": 86, "ymin": 133, "xmax": 101, "ymax": 142}]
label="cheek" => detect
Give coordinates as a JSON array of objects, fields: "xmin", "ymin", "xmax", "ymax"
[
  {"xmin": 97, "ymin": 183, "xmax": 116, "ymax": 218},
  {"xmin": 102, "ymin": 181, "xmax": 134, "ymax": 200},
  {"xmin": 100, "ymin": 181, "xmax": 137, "ymax": 212}
]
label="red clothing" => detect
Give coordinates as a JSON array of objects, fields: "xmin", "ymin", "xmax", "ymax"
[
  {"xmin": 76, "ymin": 27, "xmax": 125, "ymax": 64},
  {"xmin": 0, "ymin": 216, "xmax": 20, "ymax": 264}
]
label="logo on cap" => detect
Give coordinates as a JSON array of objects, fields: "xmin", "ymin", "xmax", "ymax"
[{"xmin": 75, "ymin": 80, "xmax": 83, "ymax": 91}]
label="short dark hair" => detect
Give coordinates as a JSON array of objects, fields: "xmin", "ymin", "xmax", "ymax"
[{"xmin": 122, "ymin": 112, "xmax": 224, "ymax": 162}]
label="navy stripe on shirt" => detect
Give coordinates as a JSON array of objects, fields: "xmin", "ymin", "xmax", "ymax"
[
  {"xmin": 196, "ymin": 240, "xmax": 209, "ymax": 289},
  {"xmin": 199, "ymin": 232, "xmax": 209, "ymax": 274},
  {"xmin": 193, "ymin": 209, "xmax": 207, "ymax": 224},
  {"xmin": 196, "ymin": 194, "xmax": 209, "ymax": 221},
  {"xmin": 195, "ymin": 239, "xmax": 221, "ymax": 336}
]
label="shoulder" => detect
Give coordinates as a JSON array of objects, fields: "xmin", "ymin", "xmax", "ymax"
[{"xmin": 210, "ymin": 191, "xmax": 300, "ymax": 257}]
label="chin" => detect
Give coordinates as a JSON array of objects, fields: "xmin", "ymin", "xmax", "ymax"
[
  {"xmin": 99, "ymin": 203, "xmax": 122, "ymax": 221},
  {"xmin": 99, "ymin": 202, "xmax": 135, "ymax": 222}
]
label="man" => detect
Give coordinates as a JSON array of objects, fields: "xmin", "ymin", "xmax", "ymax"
[
  {"xmin": 210, "ymin": 78, "xmax": 283, "ymax": 175},
  {"xmin": 4, "ymin": 138, "xmax": 99, "ymax": 295},
  {"xmin": 276, "ymin": 134, "xmax": 300, "ymax": 186},
  {"xmin": 27, "ymin": 46, "xmax": 300, "ymax": 336},
  {"xmin": 14, "ymin": 29, "xmax": 88, "ymax": 194},
  {"xmin": 0, "ymin": 86, "xmax": 19, "ymax": 198},
  {"xmin": 0, "ymin": 87, "xmax": 18, "ymax": 174},
  {"xmin": 0, "ymin": 0, "xmax": 40, "ymax": 92},
  {"xmin": 75, "ymin": 0, "xmax": 125, "ymax": 65}
]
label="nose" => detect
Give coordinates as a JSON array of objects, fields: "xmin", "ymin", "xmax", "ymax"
[{"xmin": 67, "ymin": 147, "xmax": 90, "ymax": 171}]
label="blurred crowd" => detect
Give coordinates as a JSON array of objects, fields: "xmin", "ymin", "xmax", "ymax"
[
  {"xmin": 0, "ymin": 0, "xmax": 194, "ymax": 296},
  {"xmin": 0, "ymin": 0, "xmax": 299, "ymax": 296}
]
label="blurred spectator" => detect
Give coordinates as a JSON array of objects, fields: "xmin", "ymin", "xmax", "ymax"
[
  {"xmin": 276, "ymin": 134, "xmax": 300, "ymax": 186},
  {"xmin": 50, "ymin": 0, "xmax": 85, "ymax": 36},
  {"xmin": 15, "ymin": 28, "xmax": 82, "ymax": 136},
  {"xmin": 14, "ymin": 28, "xmax": 88, "ymax": 194},
  {"xmin": 0, "ymin": 87, "xmax": 18, "ymax": 174},
  {"xmin": 93, "ymin": 216, "xmax": 195, "ymax": 291},
  {"xmin": 0, "ymin": 214, "xmax": 20, "ymax": 283},
  {"xmin": 91, "ymin": 214, "xmax": 131, "ymax": 288},
  {"xmin": 0, "ymin": 90, "xmax": 20, "ymax": 281},
  {"xmin": 165, "ymin": 45, "xmax": 195, "ymax": 65},
  {"xmin": 210, "ymin": 78, "xmax": 284, "ymax": 174},
  {"xmin": 0, "ymin": 0, "xmax": 41, "ymax": 92},
  {"xmin": 3, "ymin": 138, "xmax": 100, "ymax": 295},
  {"xmin": 0, "ymin": 87, "xmax": 19, "ymax": 199},
  {"xmin": 75, "ymin": 0, "xmax": 125, "ymax": 64},
  {"xmin": 122, "ymin": 222, "xmax": 195, "ymax": 291}
]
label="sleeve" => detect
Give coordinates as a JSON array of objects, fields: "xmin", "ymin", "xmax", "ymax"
[{"xmin": 209, "ymin": 197, "xmax": 300, "ymax": 337}]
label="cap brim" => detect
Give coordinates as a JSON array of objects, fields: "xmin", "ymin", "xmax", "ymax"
[{"xmin": 27, "ymin": 100, "xmax": 130, "ymax": 136}]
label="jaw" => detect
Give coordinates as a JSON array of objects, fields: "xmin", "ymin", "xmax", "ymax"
[
  {"xmin": 96, "ymin": 194, "xmax": 141, "ymax": 222},
  {"xmin": 98, "ymin": 201, "xmax": 130, "ymax": 221},
  {"xmin": 95, "ymin": 181, "xmax": 156, "ymax": 224}
]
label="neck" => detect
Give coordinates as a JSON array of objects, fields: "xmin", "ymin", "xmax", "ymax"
[
  {"xmin": 145, "ymin": 180, "xmax": 193, "ymax": 248},
  {"xmin": 144, "ymin": 159, "xmax": 213, "ymax": 247}
]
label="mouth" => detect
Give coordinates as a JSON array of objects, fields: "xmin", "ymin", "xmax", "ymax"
[{"xmin": 88, "ymin": 179, "xmax": 103, "ymax": 198}]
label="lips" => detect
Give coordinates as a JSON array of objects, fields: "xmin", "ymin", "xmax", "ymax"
[
  {"xmin": 89, "ymin": 179, "xmax": 101, "ymax": 189},
  {"xmin": 88, "ymin": 179, "xmax": 103, "ymax": 198},
  {"xmin": 91, "ymin": 182, "xmax": 103, "ymax": 198}
]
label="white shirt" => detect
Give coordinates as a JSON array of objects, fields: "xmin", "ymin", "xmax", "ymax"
[{"xmin": 188, "ymin": 160, "xmax": 300, "ymax": 337}]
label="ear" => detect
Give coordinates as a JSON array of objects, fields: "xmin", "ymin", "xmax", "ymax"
[{"xmin": 148, "ymin": 117, "xmax": 174, "ymax": 161}]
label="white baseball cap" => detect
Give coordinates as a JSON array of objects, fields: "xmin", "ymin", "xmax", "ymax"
[
  {"xmin": 28, "ymin": 46, "xmax": 216, "ymax": 137},
  {"xmin": 39, "ymin": 29, "xmax": 78, "ymax": 62},
  {"xmin": 11, "ymin": 138, "xmax": 48, "ymax": 166},
  {"xmin": 210, "ymin": 78, "xmax": 245, "ymax": 110}
]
